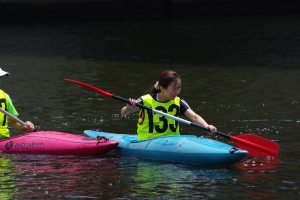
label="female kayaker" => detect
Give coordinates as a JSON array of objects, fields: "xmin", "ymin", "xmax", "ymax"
[
  {"xmin": 121, "ymin": 70, "xmax": 217, "ymax": 140},
  {"xmin": 0, "ymin": 68, "xmax": 35, "ymax": 139}
]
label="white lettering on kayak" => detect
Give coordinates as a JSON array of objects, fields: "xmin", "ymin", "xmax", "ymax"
[{"xmin": 14, "ymin": 142, "xmax": 44, "ymax": 148}]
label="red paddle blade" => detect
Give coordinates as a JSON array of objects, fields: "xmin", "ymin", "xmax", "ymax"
[
  {"xmin": 65, "ymin": 78, "xmax": 113, "ymax": 98},
  {"xmin": 230, "ymin": 134, "xmax": 280, "ymax": 157}
]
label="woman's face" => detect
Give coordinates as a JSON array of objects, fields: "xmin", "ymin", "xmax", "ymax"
[{"xmin": 162, "ymin": 79, "xmax": 181, "ymax": 100}]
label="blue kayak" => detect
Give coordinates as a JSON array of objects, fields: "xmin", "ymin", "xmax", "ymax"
[{"xmin": 84, "ymin": 130, "xmax": 248, "ymax": 166}]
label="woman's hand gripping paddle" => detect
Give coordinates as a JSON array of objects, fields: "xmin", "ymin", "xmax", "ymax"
[
  {"xmin": 65, "ymin": 78, "xmax": 280, "ymax": 157},
  {"xmin": 0, "ymin": 107, "xmax": 36, "ymax": 132}
]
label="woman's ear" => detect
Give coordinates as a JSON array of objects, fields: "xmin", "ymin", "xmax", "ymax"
[{"xmin": 159, "ymin": 85, "xmax": 164, "ymax": 92}]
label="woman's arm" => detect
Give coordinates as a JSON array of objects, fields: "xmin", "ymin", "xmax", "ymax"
[
  {"xmin": 184, "ymin": 108, "xmax": 217, "ymax": 134},
  {"xmin": 121, "ymin": 98, "xmax": 140, "ymax": 116},
  {"xmin": 9, "ymin": 118, "xmax": 35, "ymax": 132}
]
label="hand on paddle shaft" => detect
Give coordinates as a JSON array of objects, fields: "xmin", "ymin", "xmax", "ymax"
[
  {"xmin": 0, "ymin": 107, "xmax": 36, "ymax": 132},
  {"xmin": 65, "ymin": 78, "xmax": 280, "ymax": 157}
]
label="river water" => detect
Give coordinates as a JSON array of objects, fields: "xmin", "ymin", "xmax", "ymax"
[{"xmin": 0, "ymin": 13, "xmax": 299, "ymax": 199}]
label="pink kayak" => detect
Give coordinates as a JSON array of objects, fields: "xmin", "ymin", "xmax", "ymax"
[{"xmin": 0, "ymin": 131, "xmax": 118, "ymax": 156}]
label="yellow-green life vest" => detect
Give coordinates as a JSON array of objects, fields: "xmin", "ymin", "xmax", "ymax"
[
  {"xmin": 137, "ymin": 94, "xmax": 181, "ymax": 140},
  {"xmin": 0, "ymin": 90, "xmax": 10, "ymax": 138},
  {"xmin": 0, "ymin": 90, "xmax": 19, "ymax": 138}
]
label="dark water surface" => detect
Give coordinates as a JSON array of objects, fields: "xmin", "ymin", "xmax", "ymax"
[{"xmin": 0, "ymin": 14, "xmax": 299, "ymax": 199}]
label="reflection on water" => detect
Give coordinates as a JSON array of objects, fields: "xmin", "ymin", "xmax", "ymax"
[
  {"xmin": 237, "ymin": 156, "xmax": 280, "ymax": 181},
  {"xmin": 0, "ymin": 155, "xmax": 15, "ymax": 199},
  {"xmin": 0, "ymin": 151, "xmax": 294, "ymax": 199},
  {"xmin": 130, "ymin": 161, "xmax": 238, "ymax": 199},
  {"xmin": 132, "ymin": 162, "xmax": 192, "ymax": 198},
  {"xmin": 129, "ymin": 159, "xmax": 284, "ymax": 199},
  {"xmin": 1, "ymin": 154, "xmax": 120, "ymax": 199},
  {"xmin": 236, "ymin": 156, "xmax": 282, "ymax": 199}
]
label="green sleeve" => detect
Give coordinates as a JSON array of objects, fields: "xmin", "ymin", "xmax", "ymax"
[{"xmin": 5, "ymin": 93, "xmax": 19, "ymax": 117}]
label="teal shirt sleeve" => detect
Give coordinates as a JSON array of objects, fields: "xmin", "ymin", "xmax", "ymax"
[{"xmin": 5, "ymin": 93, "xmax": 19, "ymax": 117}]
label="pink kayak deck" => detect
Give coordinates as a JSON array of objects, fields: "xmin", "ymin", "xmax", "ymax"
[{"xmin": 0, "ymin": 131, "xmax": 118, "ymax": 156}]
